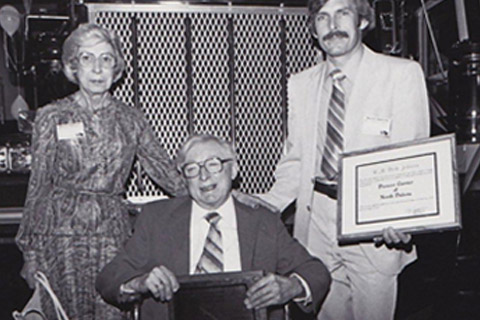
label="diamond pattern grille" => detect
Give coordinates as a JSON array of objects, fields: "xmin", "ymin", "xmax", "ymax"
[
  {"xmin": 233, "ymin": 13, "xmax": 283, "ymax": 193},
  {"xmin": 191, "ymin": 13, "xmax": 231, "ymax": 141},
  {"xmin": 91, "ymin": 5, "xmax": 317, "ymax": 197}
]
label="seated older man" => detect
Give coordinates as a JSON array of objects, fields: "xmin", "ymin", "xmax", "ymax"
[{"xmin": 96, "ymin": 134, "xmax": 331, "ymax": 319}]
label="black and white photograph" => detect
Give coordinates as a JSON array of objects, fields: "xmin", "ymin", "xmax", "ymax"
[{"xmin": 0, "ymin": 0, "xmax": 479, "ymax": 319}]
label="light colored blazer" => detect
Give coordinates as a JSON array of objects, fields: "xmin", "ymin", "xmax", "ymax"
[{"xmin": 261, "ymin": 45, "xmax": 430, "ymax": 275}]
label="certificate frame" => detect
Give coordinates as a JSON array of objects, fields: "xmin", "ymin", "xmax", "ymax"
[
  {"xmin": 337, "ymin": 134, "xmax": 461, "ymax": 244},
  {"xmin": 168, "ymin": 270, "xmax": 267, "ymax": 320}
]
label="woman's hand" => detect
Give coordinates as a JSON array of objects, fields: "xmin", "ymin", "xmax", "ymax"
[{"xmin": 20, "ymin": 261, "xmax": 37, "ymax": 289}]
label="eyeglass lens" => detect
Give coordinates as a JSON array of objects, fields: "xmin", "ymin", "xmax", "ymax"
[
  {"xmin": 78, "ymin": 52, "xmax": 116, "ymax": 69},
  {"xmin": 183, "ymin": 158, "xmax": 226, "ymax": 178}
]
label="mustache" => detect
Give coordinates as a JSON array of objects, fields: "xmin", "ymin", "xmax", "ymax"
[{"xmin": 323, "ymin": 30, "xmax": 349, "ymax": 41}]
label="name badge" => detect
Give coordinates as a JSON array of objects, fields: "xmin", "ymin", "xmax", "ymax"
[
  {"xmin": 56, "ymin": 122, "xmax": 85, "ymax": 140},
  {"xmin": 362, "ymin": 116, "xmax": 391, "ymax": 136}
]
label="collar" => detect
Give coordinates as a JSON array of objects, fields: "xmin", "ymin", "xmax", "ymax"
[
  {"xmin": 326, "ymin": 43, "xmax": 365, "ymax": 81},
  {"xmin": 191, "ymin": 196, "xmax": 235, "ymax": 227},
  {"xmin": 72, "ymin": 91, "xmax": 114, "ymax": 113}
]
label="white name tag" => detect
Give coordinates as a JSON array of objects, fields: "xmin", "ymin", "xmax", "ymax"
[
  {"xmin": 56, "ymin": 122, "xmax": 85, "ymax": 140},
  {"xmin": 362, "ymin": 116, "xmax": 391, "ymax": 136}
]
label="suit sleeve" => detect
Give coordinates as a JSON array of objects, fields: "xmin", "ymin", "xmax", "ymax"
[
  {"xmin": 259, "ymin": 75, "xmax": 304, "ymax": 211},
  {"xmin": 96, "ymin": 204, "xmax": 155, "ymax": 307},
  {"xmin": 391, "ymin": 61, "xmax": 430, "ymax": 141},
  {"xmin": 273, "ymin": 216, "xmax": 331, "ymax": 314}
]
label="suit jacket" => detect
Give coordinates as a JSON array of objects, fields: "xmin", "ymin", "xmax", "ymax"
[
  {"xmin": 260, "ymin": 45, "xmax": 430, "ymax": 275},
  {"xmin": 96, "ymin": 196, "xmax": 331, "ymax": 319}
]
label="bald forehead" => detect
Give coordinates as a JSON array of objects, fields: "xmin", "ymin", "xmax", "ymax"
[{"xmin": 185, "ymin": 140, "xmax": 231, "ymax": 160}]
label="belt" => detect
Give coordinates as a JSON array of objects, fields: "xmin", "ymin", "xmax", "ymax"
[{"xmin": 313, "ymin": 179, "xmax": 337, "ymax": 200}]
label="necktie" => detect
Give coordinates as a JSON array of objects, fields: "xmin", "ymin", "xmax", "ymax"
[
  {"xmin": 195, "ymin": 212, "xmax": 223, "ymax": 274},
  {"xmin": 320, "ymin": 69, "xmax": 346, "ymax": 181}
]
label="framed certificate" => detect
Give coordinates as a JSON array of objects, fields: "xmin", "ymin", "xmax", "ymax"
[
  {"xmin": 168, "ymin": 271, "xmax": 268, "ymax": 320},
  {"xmin": 338, "ymin": 134, "xmax": 461, "ymax": 243}
]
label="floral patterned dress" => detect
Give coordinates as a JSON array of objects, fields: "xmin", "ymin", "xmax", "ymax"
[{"xmin": 15, "ymin": 92, "xmax": 185, "ymax": 319}]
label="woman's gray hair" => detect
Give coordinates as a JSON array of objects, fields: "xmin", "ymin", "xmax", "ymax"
[
  {"xmin": 62, "ymin": 23, "xmax": 125, "ymax": 84},
  {"xmin": 176, "ymin": 134, "xmax": 236, "ymax": 170}
]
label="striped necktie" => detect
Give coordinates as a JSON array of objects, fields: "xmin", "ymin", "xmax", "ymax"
[
  {"xmin": 320, "ymin": 69, "xmax": 346, "ymax": 182},
  {"xmin": 195, "ymin": 212, "xmax": 223, "ymax": 274}
]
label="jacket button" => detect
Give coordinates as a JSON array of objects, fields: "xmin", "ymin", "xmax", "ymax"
[{"xmin": 306, "ymin": 205, "xmax": 311, "ymax": 211}]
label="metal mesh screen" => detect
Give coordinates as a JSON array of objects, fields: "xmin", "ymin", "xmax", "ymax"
[
  {"xmin": 95, "ymin": 11, "xmax": 135, "ymax": 106},
  {"xmin": 284, "ymin": 14, "xmax": 319, "ymax": 76},
  {"xmin": 135, "ymin": 11, "xmax": 189, "ymax": 196},
  {"xmin": 89, "ymin": 5, "xmax": 317, "ymax": 197},
  {"xmin": 233, "ymin": 13, "xmax": 283, "ymax": 193},
  {"xmin": 190, "ymin": 13, "xmax": 232, "ymax": 141}
]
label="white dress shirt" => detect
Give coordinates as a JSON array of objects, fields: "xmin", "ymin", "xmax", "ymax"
[
  {"xmin": 315, "ymin": 49, "xmax": 363, "ymax": 179},
  {"xmin": 190, "ymin": 196, "xmax": 242, "ymax": 274}
]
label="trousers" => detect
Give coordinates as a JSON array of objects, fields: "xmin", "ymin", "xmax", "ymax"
[{"xmin": 308, "ymin": 192, "xmax": 397, "ymax": 320}]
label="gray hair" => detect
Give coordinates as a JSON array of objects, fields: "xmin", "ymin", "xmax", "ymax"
[
  {"xmin": 176, "ymin": 134, "xmax": 236, "ymax": 170},
  {"xmin": 62, "ymin": 23, "xmax": 125, "ymax": 84}
]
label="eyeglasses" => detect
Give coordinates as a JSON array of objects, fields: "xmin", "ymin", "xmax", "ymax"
[
  {"xmin": 181, "ymin": 157, "xmax": 233, "ymax": 179},
  {"xmin": 77, "ymin": 52, "xmax": 116, "ymax": 69}
]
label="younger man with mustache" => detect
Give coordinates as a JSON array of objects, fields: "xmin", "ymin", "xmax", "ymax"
[{"xmin": 241, "ymin": 0, "xmax": 430, "ymax": 319}]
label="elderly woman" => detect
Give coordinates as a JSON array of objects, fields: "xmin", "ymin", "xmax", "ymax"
[{"xmin": 15, "ymin": 23, "xmax": 185, "ymax": 319}]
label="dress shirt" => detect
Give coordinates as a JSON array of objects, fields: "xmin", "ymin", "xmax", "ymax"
[
  {"xmin": 315, "ymin": 48, "xmax": 364, "ymax": 179},
  {"xmin": 190, "ymin": 196, "xmax": 241, "ymax": 274}
]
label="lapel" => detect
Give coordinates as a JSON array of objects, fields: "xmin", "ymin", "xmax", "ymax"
[
  {"xmin": 166, "ymin": 199, "xmax": 192, "ymax": 276},
  {"xmin": 308, "ymin": 63, "xmax": 328, "ymax": 162},
  {"xmin": 234, "ymin": 199, "xmax": 260, "ymax": 271},
  {"xmin": 344, "ymin": 45, "xmax": 379, "ymax": 150}
]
